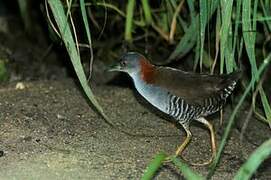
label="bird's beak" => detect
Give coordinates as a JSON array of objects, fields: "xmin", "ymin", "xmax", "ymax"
[{"xmin": 107, "ymin": 63, "xmax": 121, "ymax": 72}]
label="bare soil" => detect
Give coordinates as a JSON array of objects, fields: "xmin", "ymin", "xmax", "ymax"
[{"xmin": 0, "ymin": 79, "xmax": 270, "ymax": 180}]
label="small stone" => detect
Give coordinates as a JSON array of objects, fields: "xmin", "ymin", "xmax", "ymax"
[
  {"xmin": 57, "ymin": 114, "xmax": 66, "ymax": 120},
  {"xmin": 15, "ymin": 82, "xmax": 25, "ymax": 90},
  {"xmin": 0, "ymin": 150, "xmax": 4, "ymax": 157}
]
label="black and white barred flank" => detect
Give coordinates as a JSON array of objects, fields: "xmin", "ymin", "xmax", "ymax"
[
  {"xmin": 168, "ymin": 94, "xmax": 202, "ymax": 124},
  {"xmin": 167, "ymin": 80, "xmax": 238, "ymax": 124}
]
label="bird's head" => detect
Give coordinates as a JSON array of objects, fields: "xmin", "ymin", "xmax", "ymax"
[
  {"xmin": 109, "ymin": 52, "xmax": 155, "ymax": 83},
  {"xmin": 108, "ymin": 52, "xmax": 145, "ymax": 75}
]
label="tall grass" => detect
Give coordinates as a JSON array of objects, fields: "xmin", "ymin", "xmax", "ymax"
[
  {"xmin": 45, "ymin": 0, "xmax": 271, "ymax": 179},
  {"xmin": 47, "ymin": 0, "xmax": 108, "ymax": 120}
]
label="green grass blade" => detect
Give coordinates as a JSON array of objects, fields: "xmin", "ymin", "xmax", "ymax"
[
  {"xmin": 141, "ymin": 0, "xmax": 152, "ymax": 24},
  {"xmin": 17, "ymin": 0, "xmax": 31, "ymax": 32},
  {"xmin": 260, "ymin": 0, "xmax": 271, "ymax": 31},
  {"xmin": 169, "ymin": 0, "xmax": 219, "ymax": 61},
  {"xmin": 224, "ymin": 27, "xmax": 235, "ymax": 73},
  {"xmin": 211, "ymin": 6, "xmax": 221, "ymax": 73},
  {"xmin": 220, "ymin": 0, "xmax": 234, "ymax": 73},
  {"xmin": 168, "ymin": 19, "xmax": 198, "ymax": 61},
  {"xmin": 230, "ymin": 0, "xmax": 242, "ymax": 71},
  {"xmin": 125, "ymin": 0, "xmax": 136, "ymax": 42},
  {"xmin": 160, "ymin": 10, "xmax": 169, "ymax": 33},
  {"xmin": 48, "ymin": 0, "xmax": 108, "ymax": 120},
  {"xmin": 83, "ymin": 2, "xmax": 144, "ymax": 27},
  {"xmin": 187, "ymin": 0, "xmax": 196, "ymax": 23},
  {"xmin": 259, "ymin": 87, "xmax": 271, "ymax": 127},
  {"xmin": 141, "ymin": 154, "xmax": 204, "ymax": 180},
  {"xmin": 141, "ymin": 152, "xmax": 167, "ymax": 180},
  {"xmin": 242, "ymin": 0, "xmax": 271, "ymax": 126},
  {"xmin": 199, "ymin": 0, "xmax": 208, "ymax": 71},
  {"xmin": 169, "ymin": 0, "xmax": 188, "ymax": 32},
  {"xmin": 234, "ymin": 138, "xmax": 271, "ymax": 180},
  {"xmin": 208, "ymin": 53, "xmax": 271, "ymax": 178},
  {"xmin": 242, "ymin": 0, "xmax": 258, "ymax": 86},
  {"xmin": 193, "ymin": 29, "xmax": 201, "ymax": 71},
  {"xmin": 79, "ymin": 0, "xmax": 92, "ymax": 53},
  {"xmin": 79, "ymin": 0, "xmax": 94, "ymax": 77},
  {"xmin": 170, "ymin": 156, "xmax": 204, "ymax": 180}
]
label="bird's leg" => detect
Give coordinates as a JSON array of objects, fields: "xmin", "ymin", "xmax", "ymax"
[
  {"xmin": 219, "ymin": 109, "xmax": 223, "ymax": 126},
  {"xmin": 164, "ymin": 124, "xmax": 192, "ymax": 163},
  {"xmin": 191, "ymin": 117, "xmax": 216, "ymax": 166},
  {"xmin": 175, "ymin": 124, "xmax": 192, "ymax": 156}
]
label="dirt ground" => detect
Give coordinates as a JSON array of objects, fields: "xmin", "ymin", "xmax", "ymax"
[{"xmin": 0, "ymin": 79, "xmax": 270, "ymax": 180}]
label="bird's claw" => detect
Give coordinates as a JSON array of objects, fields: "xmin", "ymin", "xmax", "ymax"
[{"xmin": 164, "ymin": 154, "xmax": 214, "ymax": 166}]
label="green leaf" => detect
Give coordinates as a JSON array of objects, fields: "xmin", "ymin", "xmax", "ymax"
[
  {"xmin": 199, "ymin": 0, "xmax": 208, "ymax": 71},
  {"xmin": 234, "ymin": 138, "xmax": 271, "ymax": 180},
  {"xmin": 125, "ymin": 0, "xmax": 136, "ymax": 42},
  {"xmin": 17, "ymin": 0, "xmax": 31, "ymax": 32},
  {"xmin": 48, "ymin": 0, "xmax": 108, "ymax": 120},
  {"xmin": 260, "ymin": 0, "xmax": 271, "ymax": 31},
  {"xmin": 171, "ymin": 156, "xmax": 204, "ymax": 180},
  {"xmin": 187, "ymin": 0, "xmax": 196, "ymax": 23},
  {"xmin": 168, "ymin": 0, "xmax": 219, "ymax": 61},
  {"xmin": 230, "ymin": 0, "xmax": 242, "ymax": 72},
  {"xmin": 79, "ymin": 0, "xmax": 92, "ymax": 52},
  {"xmin": 141, "ymin": 152, "xmax": 167, "ymax": 180},
  {"xmin": 220, "ymin": 0, "xmax": 234, "ymax": 73},
  {"xmin": 79, "ymin": 0, "xmax": 94, "ymax": 78},
  {"xmin": 168, "ymin": 19, "xmax": 198, "ymax": 61},
  {"xmin": 141, "ymin": 0, "xmax": 152, "ymax": 24},
  {"xmin": 242, "ymin": 0, "xmax": 258, "ymax": 85},
  {"xmin": 259, "ymin": 87, "xmax": 271, "ymax": 127}
]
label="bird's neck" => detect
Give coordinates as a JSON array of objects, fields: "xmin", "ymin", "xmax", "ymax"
[
  {"xmin": 139, "ymin": 59, "xmax": 156, "ymax": 84},
  {"xmin": 130, "ymin": 70, "xmax": 169, "ymax": 114}
]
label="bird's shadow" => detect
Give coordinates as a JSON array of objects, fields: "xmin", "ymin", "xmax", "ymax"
[{"xmin": 106, "ymin": 73, "xmax": 133, "ymax": 88}]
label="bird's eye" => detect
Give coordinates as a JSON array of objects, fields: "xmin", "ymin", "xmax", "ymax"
[{"xmin": 120, "ymin": 61, "xmax": 127, "ymax": 67}]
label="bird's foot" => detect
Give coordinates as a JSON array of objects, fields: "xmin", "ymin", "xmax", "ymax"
[
  {"xmin": 163, "ymin": 154, "xmax": 215, "ymax": 166},
  {"xmin": 163, "ymin": 155, "xmax": 177, "ymax": 163},
  {"xmin": 181, "ymin": 154, "xmax": 214, "ymax": 166}
]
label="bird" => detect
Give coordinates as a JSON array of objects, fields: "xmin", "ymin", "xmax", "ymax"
[{"xmin": 108, "ymin": 52, "xmax": 241, "ymax": 165}]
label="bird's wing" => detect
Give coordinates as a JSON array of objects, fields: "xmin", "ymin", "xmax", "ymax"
[{"xmin": 151, "ymin": 67, "xmax": 241, "ymax": 105}]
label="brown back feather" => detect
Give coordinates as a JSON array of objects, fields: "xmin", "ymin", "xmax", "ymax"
[
  {"xmin": 149, "ymin": 67, "xmax": 241, "ymax": 105},
  {"xmin": 140, "ymin": 58, "xmax": 156, "ymax": 83}
]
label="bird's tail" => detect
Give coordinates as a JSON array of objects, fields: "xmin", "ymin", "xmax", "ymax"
[{"xmin": 220, "ymin": 70, "xmax": 242, "ymax": 99}]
